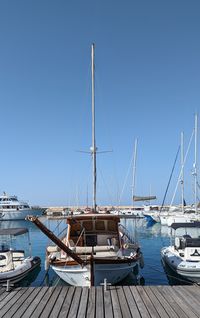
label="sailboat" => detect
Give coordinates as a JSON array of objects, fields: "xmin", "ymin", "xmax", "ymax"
[
  {"xmin": 27, "ymin": 44, "xmax": 144, "ymax": 287},
  {"xmin": 164, "ymin": 115, "xmax": 200, "ymax": 227}
]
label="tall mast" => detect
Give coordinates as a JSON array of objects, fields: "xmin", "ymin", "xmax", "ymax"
[
  {"xmin": 91, "ymin": 43, "xmax": 97, "ymax": 212},
  {"xmin": 180, "ymin": 131, "xmax": 184, "ymax": 213},
  {"xmin": 194, "ymin": 114, "xmax": 198, "ymax": 213},
  {"xmin": 132, "ymin": 138, "xmax": 138, "ymax": 203}
]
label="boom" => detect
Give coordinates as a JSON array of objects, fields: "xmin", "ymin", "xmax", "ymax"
[{"xmin": 26, "ymin": 216, "xmax": 86, "ymax": 266}]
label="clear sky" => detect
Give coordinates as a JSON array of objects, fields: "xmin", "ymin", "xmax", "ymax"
[{"xmin": 0, "ymin": 1, "xmax": 200, "ymax": 207}]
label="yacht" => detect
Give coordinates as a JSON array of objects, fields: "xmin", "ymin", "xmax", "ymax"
[{"xmin": 0, "ymin": 192, "xmax": 44, "ymax": 220}]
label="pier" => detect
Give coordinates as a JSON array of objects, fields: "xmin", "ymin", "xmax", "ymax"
[{"xmin": 0, "ymin": 285, "xmax": 200, "ymax": 317}]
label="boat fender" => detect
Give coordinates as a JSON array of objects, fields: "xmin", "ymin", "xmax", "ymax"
[
  {"xmin": 49, "ymin": 253, "xmax": 57, "ymax": 261},
  {"xmin": 129, "ymin": 252, "xmax": 137, "ymax": 259},
  {"xmin": 45, "ymin": 259, "xmax": 49, "ymax": 271},
  {"xmin": 133, "ymin": 263, "xmax": 139, "ymax": 275},
  {"xmin": 138, "ymin": 248, "xmax": 144, "ymax": 268}
]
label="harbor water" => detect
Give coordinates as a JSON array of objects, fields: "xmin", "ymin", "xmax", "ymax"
[{"xmin": 0, "ymin": 216, "xmax": 191, "ymax": 287}]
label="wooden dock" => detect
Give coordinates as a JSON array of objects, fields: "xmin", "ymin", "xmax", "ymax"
[{"xmin": 0, "ymin": 285, "xmax": 200, "ymax": 317}]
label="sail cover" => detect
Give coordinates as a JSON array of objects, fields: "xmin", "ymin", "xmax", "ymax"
[{"xmin": 133, "ymin": 195, "xmax": 156, "ymax": 202}]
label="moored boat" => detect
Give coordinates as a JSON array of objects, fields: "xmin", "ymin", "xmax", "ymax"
[
  {"xmin": 161, "ymin": 222, "xmax": 200, "ymax": 283},
  {"xmin": 0, "ymin": 228, "xmax": 41, "ymax": 284},
  {"xmin": 27, "ymin": 214, "xmax": 144, "ymax": 287},
  {"xmin": 0, "ymin": 192, "xmax": 45, "ymax": 220},
  {"xmin": 26, "ymin": 44, "xmax": 144, "ymax": 287}
]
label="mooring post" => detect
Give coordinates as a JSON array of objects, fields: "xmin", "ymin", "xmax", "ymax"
[
  {"xmin": 100, "ymin": 278, "xmax": 111, "ymax": 292},
  {"xmin": 6, "ymin": 280, "xmax": 10, "ymax": 292}
]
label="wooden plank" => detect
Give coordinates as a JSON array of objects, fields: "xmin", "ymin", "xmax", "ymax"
[
  {"xmin": 183, "ymin": 285, "xmax": 200, "ymax": 300},
  {"xmin": 143, "ymin": 286, "xmax": 170, "ymax": 318},
  {"xmin": 39, "ymin": 286, "xmax": 63, "ymax": 318},
  {"xmin": 21, "ymin": 287, "xmax": 49, "ymax": 318},
  {"xmin": 96, "ymin": 286, "xmax": 104, "ymax": 318},
  {"xmin": 173, "ymin": 286, "xmax": 200, "ymax": 317},
  {"xmin": 12, "ymin": 287, "xmax": 43, "ymax": 318},
  {"xmin": 156, "ymin": 286, "xmax": 189, "ymax": 318},
  {"xmin": 49, "ymin": 287, "xmax": 69, "ymax": 318},
  {"xmin": 86, "ymin": 286, "xmax": 96, "ymax": 318},
  {"xmin": 0, "ymin": 287, "xmax": 21, "ymax": 305},
  {"xmin": 110, "ymin": 287, "xmax": 122, "ymax": 318},
  {"xmin": 28, "ymin": 287, "xmax": 56, "ymax": 318},
  {"xmin": 136, "ymin": 286, "xmax": 160, "ymax": 318},
  {"xmin": 149, "ymin": 287, "xmax": 179, "ymax": 318},
  {"xmin": 116, "ymin": 286, "xmax": 131, "ymax": 318},
  {"xmin": 122, "ymin": 286, "xmax": 141, "ymax": 318},
  {"xmin": 76, "ymin": 287, "xmax": 89, "ymax": 318},
  {"xmin": 130, "ymin": 286, "xmax": 151, "ymax": 318},
  {"xmin": 58, "ymin": 286, "xmax": 75, "ymax": 318},
  {"xmin": 0, "ymin": 288, "xmax": 27, "ymax": 318},
  {"xmin": 0, "ymin": 288, "xmax": 6, "ymax": 297},
  {"xmin": 104, "ymin": 289, "xmax": 113, "ymax": 318},
  {"xmin": 67, "ymin": 287, "xmax": 82, "ymax": 318},
  {"xmin": 168, "ymin": 287, "xmax": 198, "ymax": 318},
  {"xmin": 0, "ymin": 285, "xmax": 199, "ymax": 318},
  {"xmin": 3, "ymin": 287, "xmax": 35, "ymax": 318}
]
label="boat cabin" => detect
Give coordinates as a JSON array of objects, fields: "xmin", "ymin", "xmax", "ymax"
[
  {"xmin": 66, "ymin": 214, "xmax": 121, "ymax": 253},
  {"xmin": 171, "ymin": 222, "xmax": 200, "ymax": 260}
]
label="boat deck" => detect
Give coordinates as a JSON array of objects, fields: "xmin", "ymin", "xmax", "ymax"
[{"xmin": 0, "ymin": 285, "xmax": 200, "ymax": 317}]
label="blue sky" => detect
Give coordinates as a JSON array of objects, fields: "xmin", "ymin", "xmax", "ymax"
[{"xmin": 0, "ymin": 1, "xmax": 200, "ymax": 207}]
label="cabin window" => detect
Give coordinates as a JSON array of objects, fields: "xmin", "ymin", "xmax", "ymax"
[
  {"xmin": 95, "ymin": 221, "xmax": 105, "ymax": 231},
  {"xmin": 86, "ymin": 235, "xmax": 97, "ymax": 246},
  {"xmin": 107, "ymin": 220, "xmax": 117, "ymax": 232},
  {"xmin": 82, "ymin": 221, "xmax": 93, "ymax": 231}
]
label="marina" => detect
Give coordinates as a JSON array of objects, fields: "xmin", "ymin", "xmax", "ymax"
[
  {"xmin": 0, "ymin": 285, "xmax": 200, "ymax": 317},
  {"xmin": 0, "ymin": 216, "xmax": 194, "ymax": 287},
  {"xmin": 1, "ymin": 2, "xmax": 200, "ymax": 316}
]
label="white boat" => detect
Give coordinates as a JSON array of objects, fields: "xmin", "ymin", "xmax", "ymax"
[
  {"xmin": 27, "ymin": 44, "xmax": 144, "ymax": 287},
  {"xmin": 0, "ymin": 192, "xmax": 44, "ymax": 220},
  {"xmin": 120, "ymin": 209, "xmax": 144, "ymax": 218},
  {"xmin": 166, "ymin": 214, "xmax": 200, "ymax": 227},
  {"xmin": 28, "ymin": 213, "xmax": 144, "ymax": 287},
  {"xmin": 0, "ymin": 228, "xmax": 41, "ymax": 284},
  {"xmin": 161, "ymin": 222, "xmax": 200, "ymax": 283}
]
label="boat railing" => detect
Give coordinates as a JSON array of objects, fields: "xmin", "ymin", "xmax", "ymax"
[{"xmin": 118, "ymin": 224, "xmax": 135, "ymax": 244}]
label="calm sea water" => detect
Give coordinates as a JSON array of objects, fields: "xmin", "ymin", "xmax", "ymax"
[{"xmin": 0, "ymin": 216, "xmax": 187, "ymax": 287}]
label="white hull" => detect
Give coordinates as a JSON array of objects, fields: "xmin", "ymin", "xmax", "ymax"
[
  {"xmin": 52, "ymin": 260, "xmax": 138, "ymax": 287},
  {"xmin": 0, "ymin": 256, "xmax": 40, "ymax": 284},
  {"xmin": 167, "ymin": 215, "xmax": 199, "ymax": 227},
  {"xmin": 52, "ymin": 264, "xmax": 91, "ymax": 287},
  {"xmin": 161, "ymin": 247, "xmax": 200, "ymax": 283},
  {"xmin": 93, "ymin": 261, "xmax": 137, "ymax": 285},
  {"xmin": 0, "ymin": 208, "xmax": 44, "ymax": 220}
]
